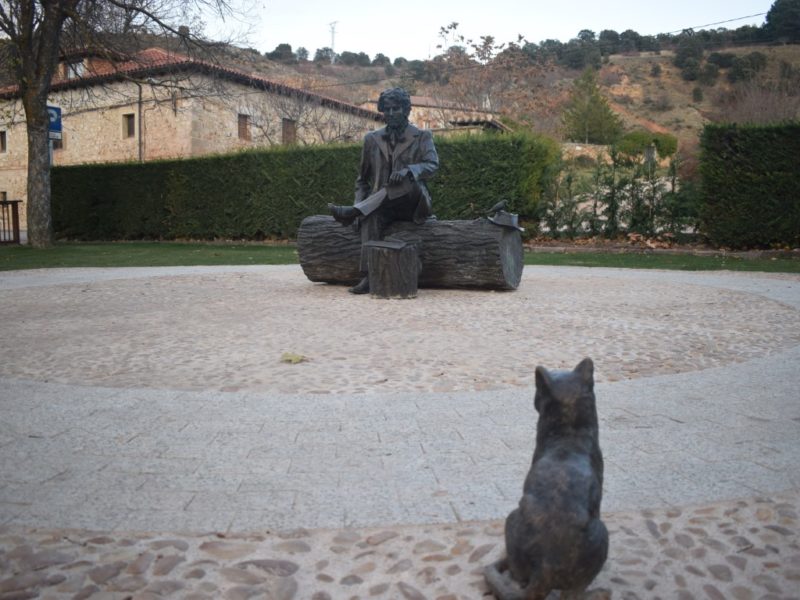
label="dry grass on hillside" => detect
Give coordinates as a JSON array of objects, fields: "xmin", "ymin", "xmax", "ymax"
[{"xmin": 256, "ymin": 44, "xmax": 799, "ymax": 150}]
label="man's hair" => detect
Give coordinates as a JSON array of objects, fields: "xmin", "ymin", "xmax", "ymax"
[{"xmin": 377, "ymin": 87, "xmax": 411, "ymax": 113}]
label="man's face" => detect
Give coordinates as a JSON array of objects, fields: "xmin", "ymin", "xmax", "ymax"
[{"xmin": 382, "ymin": 98, "xmax": 409, "ymax": 130}]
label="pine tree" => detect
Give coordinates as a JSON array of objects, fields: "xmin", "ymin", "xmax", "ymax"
[
  {"xmin": 562, "ymin": 68, "xmax": 623, "ymax": 145},
  {"xmin": 765, "ymin": 0, "xmax": 800, "ymax": 43}
]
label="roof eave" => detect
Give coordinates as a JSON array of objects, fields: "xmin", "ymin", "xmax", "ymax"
[{"xmin": 1, "ymin": 59, "xmax": 383, "ymax": 122}]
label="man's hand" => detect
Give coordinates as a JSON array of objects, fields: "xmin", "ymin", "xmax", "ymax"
[{"xmin": 388, "ymin": 168, "xmax": 410, "ymax": 185}]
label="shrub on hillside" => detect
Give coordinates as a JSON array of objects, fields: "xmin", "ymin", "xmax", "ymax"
[
  {"xmin": 680, "ymin": 58, "xmax": 701, "ymax": 81},
  {"xmin": 728, "ymin": 52, "xmax": 768, "ymax": 82},
  {"xmin": 673, "ymin": 35, "xmax": 704, "ymax": 69},
  {"xmin": 707, "ymin": 52, "xmax": 737, "ymax": 69},
  {"xmin": 699, "ymin": 63, "xmax": 720, "ymax": 86}
]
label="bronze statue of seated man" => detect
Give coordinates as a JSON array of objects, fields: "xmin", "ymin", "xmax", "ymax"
[{"xmin": 328, "ymin": 87, "xmax": 438, "ymax": 294}]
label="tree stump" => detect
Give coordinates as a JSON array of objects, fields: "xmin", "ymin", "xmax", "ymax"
[
  {"xmin": 297, "ymin": 216, "xmax": 524, "ymax": 290},
  {"xmin": 366, "ymin": 240, "xmax": 419, "ymax": 299}
]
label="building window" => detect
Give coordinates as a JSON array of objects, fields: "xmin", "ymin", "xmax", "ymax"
[
  {"xmin": 64, "ymin": 60, "xmax": 85, "ymax": 80},
  {"xmin": 238, "ymin": 114, "xmax": 250, "ymax": 140},
  {"xmin": 282, "ymin": 118, "xmax": 296, "ymax": 145},
  {"xmin": 123, "ymin": 113, "xmax": 135, "ymax": 138},
  {"xmin": 52, "ymin": 135, "xmax": 64, "ymax": 151},
  {"xmin": 0, "ymin": 131, "xmax": 6, "ymax": 153},
  {"xmin": 0, "ymin": 192, "xmax": 6, "ymax": 201}
]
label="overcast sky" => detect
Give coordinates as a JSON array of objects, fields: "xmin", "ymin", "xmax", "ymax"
[{"xmin": 205, "ymin": 0, "xmax": 773, "ymax": 62}]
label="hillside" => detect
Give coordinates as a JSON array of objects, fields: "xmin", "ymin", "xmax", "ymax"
[
  {"xmin": 3, "ymin": 36, "xmax": 797, "ymax": 156},
  {"xmin": 262, "ymin": 44, "xmax": 800, "ymax": 156},
  {"xmin": 598, "ymin": 45, "xmax": 800, "ymax": 150}
]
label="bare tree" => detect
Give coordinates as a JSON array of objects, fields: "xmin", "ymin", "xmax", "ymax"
[
  {"xmin": 713, "ymin": 78, "xmax": 800, "ymax": 125},
  {"xmin": 427, "ymin": 24, "xmax": 545, "ymax": 126},
  {"xmin": 244, "ymin": 87, "xmax": 371, "ymax": 145},
  {"xmin": 0, "ymin": 0, "xmax": 236, "ymax": 247}
]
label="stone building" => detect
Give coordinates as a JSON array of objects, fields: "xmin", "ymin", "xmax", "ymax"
[{"xmin": 0, "ymin": 48, "xmax": 383, "ymax": 232}]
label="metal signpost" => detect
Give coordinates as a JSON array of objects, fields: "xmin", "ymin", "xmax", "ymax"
[{"xmin": 47, "ymin": 105, "xmax": 61, "ymax": 166}]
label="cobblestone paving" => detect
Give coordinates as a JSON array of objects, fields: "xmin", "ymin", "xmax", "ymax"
[
  {"xmin": 1, "ymin": 266, "xmax": 799, "ymax": 599},
  {"xmin": 1, "ymin": 268, "xmax": 799, "ymax": 393},
  {"xmin": 1, "ymin": 493, "xmax": 798, "ymax": 599}
]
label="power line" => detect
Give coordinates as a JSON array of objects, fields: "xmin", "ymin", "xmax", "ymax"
[{"xmin": 659, "ymin": 12, "xmax": 767, "ymax": 36}]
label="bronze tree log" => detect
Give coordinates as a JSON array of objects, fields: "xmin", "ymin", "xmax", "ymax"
[
  {"xmin": 297, "ymin": 216, "xmax": 524, "ymax": 290},
  {"xmin": 366, "ymin": 241, "xmax": 420, "ymax": 299}
]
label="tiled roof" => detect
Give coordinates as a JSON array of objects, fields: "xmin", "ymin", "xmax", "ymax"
[
  {"xmin": 0, "ymin": 47, "xmax": 383, "ymax": 121},
  {"xmin": 448, "ymin": 117, "xmax": 512, "ymax": 132},
  {"xmin": 361, "ymin": 95, "xmax": 496, "ymax": 115}
]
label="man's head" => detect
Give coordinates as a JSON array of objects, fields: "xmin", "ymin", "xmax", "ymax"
[{"xmin": 378, "ymin": 87, "xmax": 411, "ymax": 132}]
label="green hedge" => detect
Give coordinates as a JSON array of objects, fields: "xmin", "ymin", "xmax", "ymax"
[
  {"xmin": 699, "ymin": 122, "xmax": 800, "ymax": 248},
  {"xmin": 616, "ymin": 130, "xmax": 678, "ymax": 159},
  {"xmin": 52, "ymin": 133, "xmax": 559, "ymax": 240}
]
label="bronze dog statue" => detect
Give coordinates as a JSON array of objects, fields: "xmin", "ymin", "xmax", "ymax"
[{"xmin": 485, "ymin": 358, "xmax": 608, "ymax": 599}]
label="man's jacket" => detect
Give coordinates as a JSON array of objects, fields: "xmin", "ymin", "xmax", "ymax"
[{"xmin": 354, "ymin": 124, "xmax": 439, "ymax": 223}]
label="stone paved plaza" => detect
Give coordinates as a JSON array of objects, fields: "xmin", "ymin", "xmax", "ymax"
[{"xmin": 1, "ymin": 265, "xmax": 799, "ymax": 599}]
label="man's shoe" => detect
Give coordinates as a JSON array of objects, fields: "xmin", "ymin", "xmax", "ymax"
[
  {"xmin": 349, "ymin": 277, "xmax": 370, "ymax": 295},
  {"xmin": 328, "ymin": 203, "xmax": 359, "ymax": 226}
]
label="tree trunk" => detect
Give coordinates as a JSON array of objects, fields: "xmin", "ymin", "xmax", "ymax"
[
  {"xmin": 25, "ymin": 115, "xmax": 53, "ymax": 248},
  {"xmin": 297, "ymin": 216, "xmax": 524, "ymax": 290},
  {"xmin": 11, "ymin": 1, "xmax": 69, "ymax": 249}
]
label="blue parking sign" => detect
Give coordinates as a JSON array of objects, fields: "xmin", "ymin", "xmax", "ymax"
[{"xmin": 47, "ymin": 105, "xmax": 62, "ymax": 140}]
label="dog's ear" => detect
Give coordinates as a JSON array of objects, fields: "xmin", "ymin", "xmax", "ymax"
[
  {"xmin": 535, "ymin": 365, "xmax": 552, "ymax": 391},
  {"xmin": 574, "ymin": 357, "xmax": 594, "ymax": 384},
  {"xmin": 534, "ymin": 366, "xmax": 552, "ymax": 412}
]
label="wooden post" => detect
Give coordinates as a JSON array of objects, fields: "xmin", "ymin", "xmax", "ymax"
[{"xmin": 366, "ymin": 239, "xmax": 419, "ymax": 299}]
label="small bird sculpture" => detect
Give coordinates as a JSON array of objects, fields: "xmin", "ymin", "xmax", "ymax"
[{"xmin": 486, "ymin": 200, "xmax": 508, "ymax": 215}]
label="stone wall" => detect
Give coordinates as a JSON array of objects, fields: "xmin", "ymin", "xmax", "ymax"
[
  {"xmin": 0, "ymin": 101, "xmax": 28, "ymax": 213},
  {"xmin": 561, "ymin": 142, "xmax": 610, "ymax": 162},
  {"xmin": 185, "ymin": 82, "xmax": 376, "ymax": 155},
  {"xmin": 561, "ymin": 142, "xmax": 671, "ymax": 167}
]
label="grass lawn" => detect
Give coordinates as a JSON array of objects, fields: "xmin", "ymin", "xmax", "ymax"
[
  {"xmin": 525, "ymin": 251, "xmax": 800, "ymax": 273},
  {"xmin": 0, "ymin": 242, "xmax": 298, "ymax": 271},
  {"xmin": 0, "ymin": 241, "xmax": 798, "ymax": 273}
]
